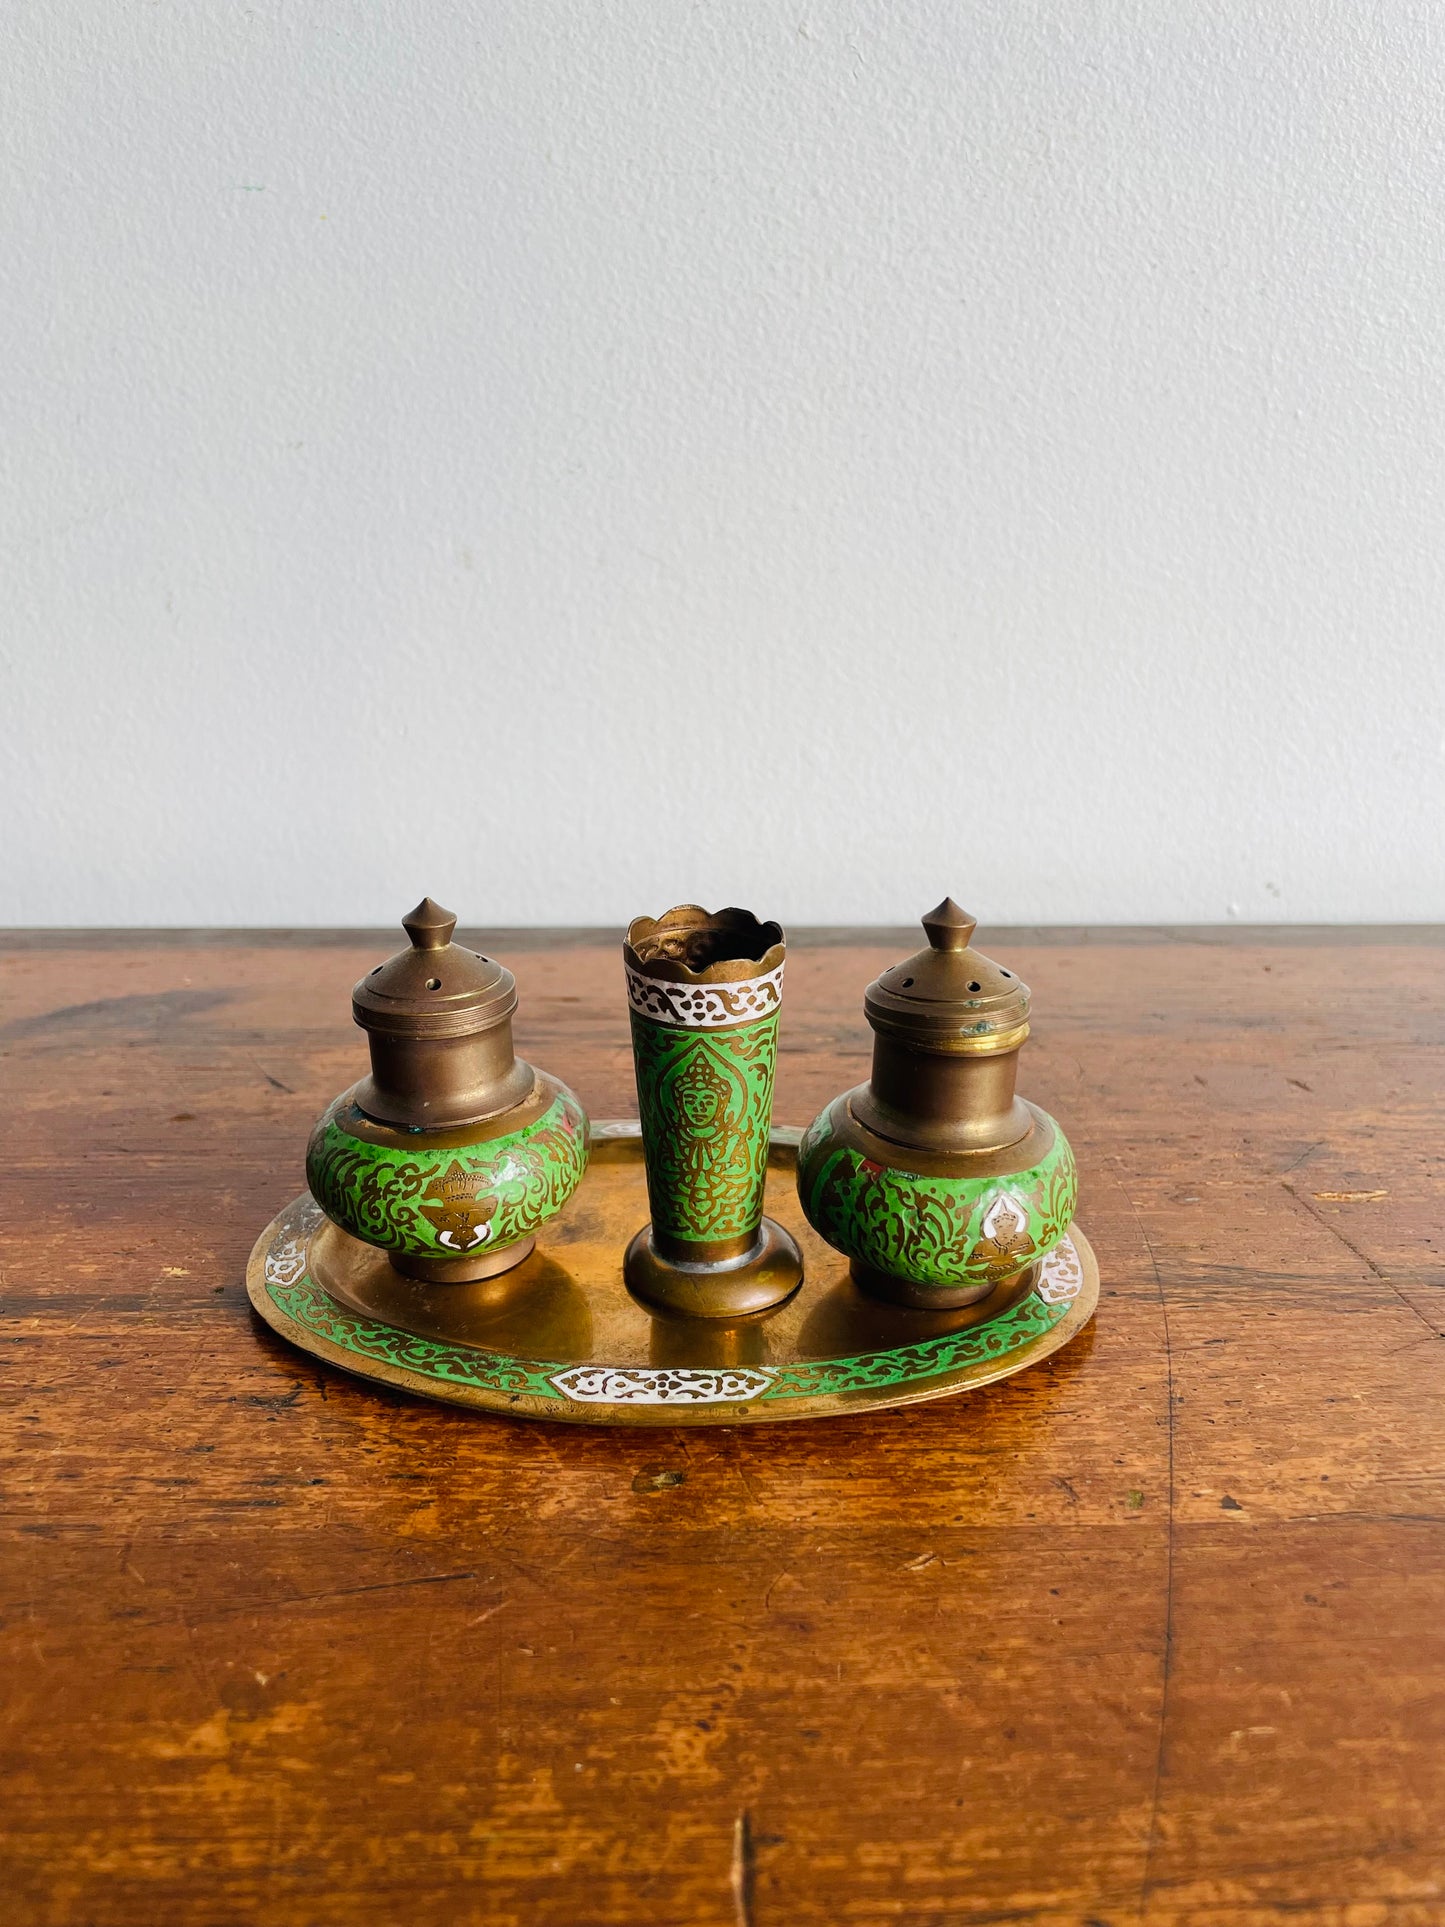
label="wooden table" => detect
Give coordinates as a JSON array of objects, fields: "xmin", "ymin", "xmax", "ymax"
[{"xmin": 3, "ymin": 927, "xmax": 1442, "ymax": 1927}]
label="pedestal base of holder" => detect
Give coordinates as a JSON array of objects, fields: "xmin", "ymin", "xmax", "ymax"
[
  {"xmin": 390, "ymin": 1238, "xmax": 536, "ymax": 1285},
  {"xmin": 623, "ymin": 1216, "xmax": 804, "ymax": 1320}
]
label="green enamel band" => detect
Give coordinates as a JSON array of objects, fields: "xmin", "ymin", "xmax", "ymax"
[
  {"xmin": 630, "ymin": 1009, "xmax": 779, "ymax": 1248},
  {"xmin": 305, "ymin": 1087, "xmax": 588, "ymax": 1260},
  {"xmin": 266, "ymin": 1267, "xmax": 1073, "ymax": 1403}
]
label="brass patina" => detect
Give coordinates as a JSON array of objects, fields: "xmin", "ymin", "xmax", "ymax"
[
  {"xmin": 352, "ymin": 898, "xmax": 533, "ymax": 1131},
  {"xmin": 852, "ymin": 897, "xmax": 1034, "ymax": 1155},
  {"xmin": 625, "ymin": 905, "xmax": 785, "ymax": 982}
]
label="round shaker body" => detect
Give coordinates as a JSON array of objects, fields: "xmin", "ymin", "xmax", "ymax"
[
  {"xmin": 796, "ymin": 1090, "xmax": 1076, "ymax": 1307},
  {"xmin": 306, "ymin": 1069, "xmax": 589, "ymax": 1279}
]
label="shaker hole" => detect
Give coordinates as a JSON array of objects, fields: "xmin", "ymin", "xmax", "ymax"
[
  {"xmin": 1001, "ymin": 970, "xmax": 1012, "ymax": 978},
  {"xmin": 425, "ymin": 978, "xmax": 442, "ymax": 991},
  {"xmin": 968, "ymin": 980, "xmax": 981, "ymax": 992},
  {"xmin": 901, "ymin": 977, "xmax": 914, "ymax": 988},
  {"xmin": 370, "ymin": 966, "xmax": 382, "ymax": 975}
]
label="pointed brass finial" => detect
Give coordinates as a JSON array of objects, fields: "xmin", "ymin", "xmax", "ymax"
[
  {"xmin": 921, "ymin": 898, "xmax": 977, "ymax": 953},
  {"xmin": 402, "ymin": 898, "xmax": 457, "ymax": 951}
]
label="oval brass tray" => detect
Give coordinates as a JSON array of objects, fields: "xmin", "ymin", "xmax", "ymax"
[{"xmin": 246, "ymin": 1122, "xmax": 1098, "ymax": 1426}]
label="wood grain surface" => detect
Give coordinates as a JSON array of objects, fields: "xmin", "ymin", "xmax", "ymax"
[{"xmin": 2, "ymin": 929, "xmax": 1442, "ymax": 1927}]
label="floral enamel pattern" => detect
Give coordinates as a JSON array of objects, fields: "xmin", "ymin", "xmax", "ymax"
[
  {"xmin": 795, "ymin": 1097, "xmax": 1077, "ymax": 1293},
  {"xmin": 758, "ymin": 1285, "xmax": 1067, "ymax": 1398},
  {"xmin": 260, "ymin": 1207, "xmax": 1086, "ymax": 1406},
  {"xmin": 269, "ymin": 1271, "xmax": 565, "ymax": 1397},
  {"xmin": 305, "ymin": 1087, "xmax": 588, "ymax": 1260},
  {"xmin": 629, "ymin": 1010, "xmax": 778, "ymax": 1246}
]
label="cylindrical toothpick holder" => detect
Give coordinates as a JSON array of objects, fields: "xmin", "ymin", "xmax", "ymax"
[{"xmin": 622, "ymin": 905, "xmax": 803, "ymax": 1318}]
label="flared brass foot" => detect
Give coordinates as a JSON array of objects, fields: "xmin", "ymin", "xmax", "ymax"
[
  {"xmin": 850, "ymin": 1256, "xmax": 1036, "ymax": 1311},
  {"xmin": 390, "ymin": 1236, "xmax": 536, "ymax": 1285},
  {"xmin": 623, "ymin": 1217, "xmax": 803, "ymax": 1319}
]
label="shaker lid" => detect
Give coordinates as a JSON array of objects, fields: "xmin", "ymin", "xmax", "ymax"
[
  {"xmin": 864, "ymin": 898, "xmax": 1031, "ymax": 1052},
  {"xmin": 352, "ymin": 898, "xmax": 517, "ymax": 1040}
]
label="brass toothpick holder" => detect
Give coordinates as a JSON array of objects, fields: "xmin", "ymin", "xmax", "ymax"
[{"xmin": 621, "ymin": 905, "xmax": 804, "ymax": 1318}]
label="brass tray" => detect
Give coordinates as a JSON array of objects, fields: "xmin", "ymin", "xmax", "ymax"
[{"xmin": 246, "ymin": 1122, "xmax": 1098, "ymax": 1426}]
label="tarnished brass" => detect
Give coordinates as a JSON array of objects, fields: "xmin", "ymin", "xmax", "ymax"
[
  {"xmin": 625, "ymin": 904, "xmax": 785, "ymax": 980},
  {"xmin": 853, "ymin": 897, "xmax": 1034, "ymax": 1154},
  {"xmin": 352, "ymin": 898, "xmax": 533, "ymax": 1130},
  {"xmin": 247, "ymin": 1124, "xmax": 1099, "ymax": 1426},
  {"xmin": 647, "ymin": 1312, "xmax": 768, "ymax": 1373},
  {"xmin": 387, "ymin": 1236, "xmax": 537, "ymax": 1284}
]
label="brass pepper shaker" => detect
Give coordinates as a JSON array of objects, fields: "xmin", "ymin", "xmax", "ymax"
[
  {"xmin": 305, "ymin": 900, "xmax": 589, "ymax": 1283},
  {"xmin": 796, "ymin": 898, "xmax": 1078, "ymax": 1307}
]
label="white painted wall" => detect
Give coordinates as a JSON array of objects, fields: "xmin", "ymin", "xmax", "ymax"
[{"xmin": 4, "ymin": 2, "xmax": 1443, "ymax": 928}]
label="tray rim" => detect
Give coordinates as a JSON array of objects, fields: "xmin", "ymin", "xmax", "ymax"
[{"xmin": 246, "ymin": 1122, "xmax": 1098, "ymax": 1426}]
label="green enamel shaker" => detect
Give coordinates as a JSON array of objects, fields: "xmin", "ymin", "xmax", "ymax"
[
  {"xmin": 306, "ymin": 899, "xmax": 588, "ymax": 1282},
  {"xmin": 796, "ymin": 899, "xmax": 1077, "ymax": 1308}
]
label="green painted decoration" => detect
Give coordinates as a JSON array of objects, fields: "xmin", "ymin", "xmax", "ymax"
[
  {"xmin": 306, "ymin": 1087, "xmax": 588, "ymax": 1261},
  {"xmin": 629, "ymin": 1010, "xmax": 779, "ymax": 1248},
  {"xmin": 264, "ymin": 1250, "xmax": 1076, "ymax": 1405},
  {"xmin": 760, "ymin": 1287, "xmax": 1067, "ymax": 1397},
  {"xmin": 796, "ymin": 1097, "xmax": 1077, "ymax": 1294},
  {"xmin": 269, "ymin": 1272, "xmax": 566, "ymax": 1397}
]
